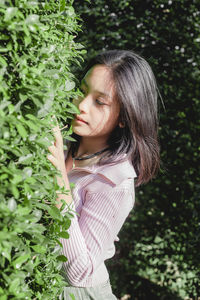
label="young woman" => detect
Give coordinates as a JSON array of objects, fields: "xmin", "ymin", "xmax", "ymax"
[{"xmin": 47, "ymin": 50, "xmax": 160, "ymax": 300}]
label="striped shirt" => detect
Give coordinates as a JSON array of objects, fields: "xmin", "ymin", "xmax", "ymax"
[{"xmin": 60, "ymin": 152, "xmax": 136, "ymax": 287}]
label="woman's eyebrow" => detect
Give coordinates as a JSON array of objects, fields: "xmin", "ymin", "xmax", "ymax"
[{"xmin": 81, "ymin": 78, "xmax": 112, "ymax": 99}]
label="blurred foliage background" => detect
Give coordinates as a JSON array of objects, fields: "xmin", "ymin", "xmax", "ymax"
[{"xmin": 73, "ymin": 0, "xmax": 200, "ymax": 299}]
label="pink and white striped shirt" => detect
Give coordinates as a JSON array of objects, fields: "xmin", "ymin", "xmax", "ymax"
[{"xmin": 60, "ymin": 152, "xmax": 136, "ymax": 287}]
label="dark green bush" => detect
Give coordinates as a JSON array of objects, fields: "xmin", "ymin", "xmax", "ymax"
[
  {"xmin": 0, "ymin": 1, "xmax": 85, "ymax": 299},
  {"xmin": 73, "ymin": 0, "xmax": 200, "ymax": 299}
]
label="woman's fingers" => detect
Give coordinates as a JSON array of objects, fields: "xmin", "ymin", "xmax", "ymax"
[
  {"xmin": 50, "ymin": 115, "xmax": 63, "ymax": 146},
  {"xmin": 47, "ymin": 154, "xmax": 58, "ymax": 169},
  {"xmin": 52, "ymin": 125, "xmax": 63, "ymax": 147},
  {"xmin": 48, "ymin": 145, "xmax": 58, "ymax": 156},
  {"xmin": 48, "ymin": 115, "xmax": 65, "ymax": 171},
  {"xmin": 47, "ymin": 143, "xmax": 64, "ymax": 171}
]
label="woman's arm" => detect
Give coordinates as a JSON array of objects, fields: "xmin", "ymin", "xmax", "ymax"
[
  {"xmin": 60, "ymin": 183, "xmax": 135, "ymax": 286},
  {"xmin": 47, "ymin": 119, "xmax": 72, "ymax": 208},
  {"xmin": 47, "ymin": 118, "xmax": 135, "ymax": 286}
]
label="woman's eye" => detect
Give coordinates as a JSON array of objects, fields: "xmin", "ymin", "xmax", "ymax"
[{"xmin": 96, "ymin": 99, "xmax": 105, "ymax": 105}]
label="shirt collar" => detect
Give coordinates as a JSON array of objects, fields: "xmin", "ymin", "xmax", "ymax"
[
  {"xmin": 96, "ymin": 158, "xmax": 137, "ymax": 185},
  {"xmin": 70, "ymin": 155, "xmax": 137, "ymax": 186}
]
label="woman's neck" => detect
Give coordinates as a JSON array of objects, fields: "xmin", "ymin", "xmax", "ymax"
[{"xmin": 76, "ymin": 137, "xmax": 108, "ymax": 157}]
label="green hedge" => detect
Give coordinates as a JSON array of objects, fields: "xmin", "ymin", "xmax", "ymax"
[
  {"xmin": 0, "ymin": 1, "xmax": 85, "ymax": 299},
  {"xmin": 73, "ymin": 0, "xmax": 200, "ymax": 299}
]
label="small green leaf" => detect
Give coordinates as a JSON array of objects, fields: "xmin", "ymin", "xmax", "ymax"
[
  {"xmin": 23, "ymin": 167, "xmax": 33, "ymax": 178},
  {"xmin": 59, "ymin": 0, "xmax": 66, "ymax": 12},
  {"xmin": 59, "ymin": 231, "xmax": 69, "ymax": 239},
  {"xmin": 48, "ymin": 206, "xmax": 62, "ymax": 220},
  {"xmin": 32, "ymin": 209, "xmax": 42, "ymax": 220},
  {"xmin": 66, "ymin": 101, "xmax": 80, "ymax": 114},
  {"xmin": 24, "ymin": 35, "xmax": 31, "ymax": 47},
  {"xmin": 63, "ymin": 217, "xmax": 71, "ymax": 230},
  {"xmin": 13, "ymin": 253, "xmax": 30, "ymax": 269},
  {"xmin": 31, "ymin": 245, "xmax": 46, "ymax": 253},
  {"xmin": 4, "ymin": 7, "xmax": 18, "ymax": 22},
  {"xmin": 25, "ymin": 114, "xmax": 37, "ymax": 121},
  {"xmin": 56, "ymin": 255, "xmax": 67, "ymax": 262},
  {"xmin": 0, "ymin": 232, "xmax": 7, "ymax": 241},
  {"xmin": 12, "ymin": 174, "xmax": 23, "ymax": 184},
  {"xmin": 8, "ymin": 104, "xmax": 15, "ymax": 114},
  {"xmin": 65, "ymin": 80, "xmax": 75, "ymax": 91},
  {"xmin": 35, "ymin": 269, "xmax": 44, "ymax": 285},
  {"xmin": 16, "ymin": 123, "xmax": 28, "ymax": 139},
  {"xmin": 67, "ymin": 125, "xmax": 73, "ymax": 135},
  {"xmin": 66, "ymin": 6, "xmax": 75, "ymax": 16},
  {"xmin": 36, "ymin": 137, "xmax": 51, "ymax": 147},
  {"xmin": 11, "ymin": 184, "xmax": 19, "ymax": 199},
  {"xmin": 65, "ymin": 135, "xmax": 77, "ymax": 142},
  {"xmin": 69, "ymin": 294, "xmax": 76, "ymax": 300},
  {"xmin": 25, "ymin": 14, "xmax": 40, "ymax": 25},
  {"xmin": 0, "ymin": 174, "xmax": 8, "ymax": 180},
  {"xmin": 9, "ymin": 278, "xmax": 20, "ymax": 293},
  {"xmin": 16, "ymin": 206, "xmax": 31, "ymax": 216},
  {"xmin": 7, "ymin": 198, "xmax": 17, "ymax": 211},
  {"xmin": 154, "ymin": 236, "xmax": 162, "ymax": 244},
  {"xmin": 26, "ymin": 120, "xmax": 40, "ymax": 132},
  {"xmin": 18, "ymin": 154, "xmax": 34, "ymax": 164},
  {"xmin": 2, "ymin": 249, "xmax": 11, "ymax": 262},
  {"xmin": 0, "ymin": 56, "xmax": 7, "ymax": 66},
  {"xmin": 19, "ymin": 93, "xmax": 28, "ymax": 101}
]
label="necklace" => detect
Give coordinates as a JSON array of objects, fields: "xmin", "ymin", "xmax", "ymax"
[{"xmin": 71, "ymin": 147, "xmax": 109, "ymax": 168}]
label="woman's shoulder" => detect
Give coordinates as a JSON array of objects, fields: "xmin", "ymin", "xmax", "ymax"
[
  {"xmin": 97, "ymin": 156, "xmax": 136, "ymax": 184},
  {"xmin": 83, "ymin": 156, "xmax": 136, "ymax": 195}
]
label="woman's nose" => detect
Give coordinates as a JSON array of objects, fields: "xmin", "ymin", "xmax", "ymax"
[{"xmin": 78, "ymin": 96, "xmax": 90, "ymax": 113}]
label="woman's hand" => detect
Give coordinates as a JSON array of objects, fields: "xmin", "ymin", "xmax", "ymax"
[
  {"xmin": 47, "ymin": 117, "xmax": 72, "ymax": 207},
  {"xmin": 47, "ymin": 117, "xmax": 66, "ymax": 175}
]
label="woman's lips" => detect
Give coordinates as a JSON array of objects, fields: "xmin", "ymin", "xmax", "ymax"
[{"xmin": 75, "ymin": 116, "xmax": 88, "ymax": 124}]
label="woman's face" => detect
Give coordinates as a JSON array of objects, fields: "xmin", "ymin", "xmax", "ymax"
[{"xmin": 72, "ymin": 65, "xmax": 120, "ymax": 142}]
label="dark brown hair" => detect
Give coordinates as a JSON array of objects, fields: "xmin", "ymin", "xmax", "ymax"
[{"xmin": 71, "ymin": 50, "xmax": 160, "ymax": 186}]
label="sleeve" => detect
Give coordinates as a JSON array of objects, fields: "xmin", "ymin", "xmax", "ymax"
[{"xmin": 59, "ymin": 182, "xmax": 135, "ymax": 286}]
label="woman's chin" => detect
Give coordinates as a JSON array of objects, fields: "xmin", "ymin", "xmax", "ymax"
[{"xmin": 72, "ymin": 127, "xmax": 86, "ymax": 136}]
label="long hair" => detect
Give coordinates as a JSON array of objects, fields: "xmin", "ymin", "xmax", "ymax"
[{"xmin": 70, "ymin": 50, "xmax": 160, "ymax": 186}]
